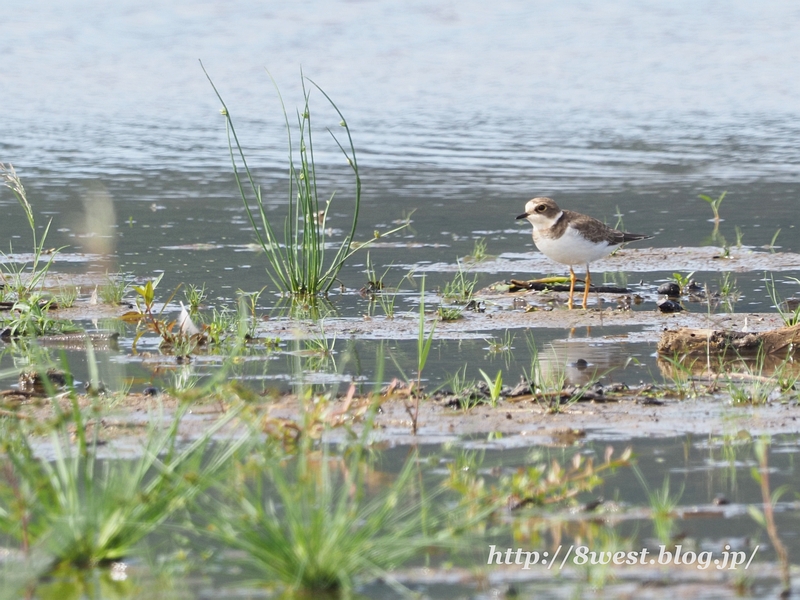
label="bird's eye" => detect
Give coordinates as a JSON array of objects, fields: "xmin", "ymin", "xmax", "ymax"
[{"xmin": 535, "ymin": 204, "xmax": 546, "ymax": 213}]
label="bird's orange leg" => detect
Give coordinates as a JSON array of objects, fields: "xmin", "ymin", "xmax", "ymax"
[
  {"xmin": 582, "ymin": 267, "xmax": 591, "ymax": 309},
  {"xmin": 568, "ymin": 266, "xmax": 576, "ymax": 310}
]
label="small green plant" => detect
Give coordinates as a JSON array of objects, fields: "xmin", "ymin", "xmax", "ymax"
[
  {"xmin": 203, "ymin": 306, "xmax": 238, "ymax": 346},
  {"xmin": 735, "ymin": 225, "xmax": 744, "ymax": 248},
  {"xmin": 725, "ymin": 349, "xmax": 784, "ymax": 405},
  {"xmin": 0, "ymin": 164, "xmax": 61, "ymax": 302},
  {"xmin": 717, "ymin": 272, "xmax": 740, "ymax": 312},
  {"xmin": 184, "ymin": 283, "xmax": 207, "ymax": 314},
  {"xmin": 765, "ymin": 274, "xmax": 800, "ymax": 326},
  {"xmin": 236, "ymin": 287, "xmax": 267, "ymax": 338},
  {"xmin": 485, "ymin": 330, "xmax": 515, "ymax": 357},
  {"xmin": 613, "ymin": 205, "xmax": 625, "ymax": 231},
  {"xmin": 393, "ymin": 278, "xmax": 436, "ymax": 434},
  {"xmin": 523, "ymin": 334, "xmax": 576, "ymax": 411},
  {"xmin": 53, "ymin": 285, "xmax": 79, "ymax": 309},
  {"xmin": 1, "ymin": 297, "xmax": 82, "ymax": 339},
  {"xmin": 465, "ymin": 237, "xmax": 488, "ymax": 262},
  {"xmin": 769, "ymin": 228, "xmax": 781, "ymax": 252},
  {"xmin": 699, "ymin": 190, "xmax": 727, "ymax": 223},
  {"xmin": 376, "ymin": 288, "xmax": 397, "ymax": 319},
  {"xmin": 658, "ymin": 353, "xmax": 700, "ymax": 399},
  {"xmin": 299, "ymin": 323, "xmax": 337, "ymax": 373},
  {"xmin": 636, "ymin": 470, "xmax": 683, "ymax": 545},
  {"xmin": 129, "ymin": 276, "xmax": 205, "ymax": 353},
  {"xmin": 203, "ymin": 64, "xmax": 407, "ymax": 297},
  {"xmin": 363, "ymin": 253, "xmax": 397, "ymax": 319},
  {"xmin": 437, "ymin": 305, "xmax": 462, "ymax": 321},
  {"xmin": 670, "ymin": 271, "xmax": 695, "ymax": 293},
  {"xmin": 362, "ymin": 252, "xmax": 386, "ymax": 293},
  {"xmin": 442, "ymin": 261, "xmax": 478, "ymax": 302},
  {"xmin": 447, "ymin": 445, "xmax": 632, "ymax": 513},
  {"xmin": 447, "ymin": 365, "xmax": 481, "ymax": 411},
  {"xmin": 478, "ymin": 369, "xmax": 503, "ymax": 407},
  {"xmin": 98, "ymin": 275, "xmax": 129, "ymax": 305}
]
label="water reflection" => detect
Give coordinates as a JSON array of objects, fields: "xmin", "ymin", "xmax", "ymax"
[{"xmin": 537, "ymin": 337, "xmax": 639, "ymax": 387}]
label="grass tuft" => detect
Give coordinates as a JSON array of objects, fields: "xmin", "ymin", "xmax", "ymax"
[
  {"xmin": 202, "ymin": 63, "xmax": 407, "ymax": 297},
  {"xmin": 203, "ymin": 437, "xmax": 452, "ymax": 595}
]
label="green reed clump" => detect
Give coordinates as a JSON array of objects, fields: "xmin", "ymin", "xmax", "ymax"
[{"xmin": 203, "ymin": 63, "xmax": 406, "ymax": 297}]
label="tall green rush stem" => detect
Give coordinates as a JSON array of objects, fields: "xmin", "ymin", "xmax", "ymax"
[
  {"xmin": 405, "ymin": 277, "xmax": 435, "ymax": 435},
  {"xmin": 201, "ymin": 62, "xmax": 406, "ymax": 297}
]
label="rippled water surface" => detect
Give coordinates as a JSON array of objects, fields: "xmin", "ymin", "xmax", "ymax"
[{"xmin": 2, "ymin": 3, "xmax": 800, "ymax": 596}]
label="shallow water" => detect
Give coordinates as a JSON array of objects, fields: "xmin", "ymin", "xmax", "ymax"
[
  {"xmin": 2, "ymin": 2, "xmax": 800, "ymax": 596},
  {"xmin": 3, "ymin": 0, "xmax": 800, "ymax": 401}
]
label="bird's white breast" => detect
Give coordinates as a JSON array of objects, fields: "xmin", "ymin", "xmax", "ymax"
[{"xmin": 533, "ymin": 225, "xmax": 618, "ymax": 266}]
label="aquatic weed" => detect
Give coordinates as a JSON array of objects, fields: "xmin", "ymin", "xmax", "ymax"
[
  {"xmin": 768, "ymin": 228, "xmax": 781, "ymax": 252},
  {"xmin": 670, "ymin": 271, "xmax": 695, "ymax": 294},
  {"xmin": 411, "ymin": 279, "xmax": 436, "ymax": 433},
  {"xmin": 485, "ymin": 330, "xmax": 515, "ymax": 359},
  {"xmin": 716, "ymin": 272, "xmax": 740, "ymax": 312},
  {"xmin": 447, "ymin": 365, "xmax": 481, "ymax": 412},
  {"xmin": 523, "ymin": 334, "xmax": 579, "ymax": 411},
  {"xmin": 388, "ymin": 279, "xmax": 435, "ymax": 434},
  {"xmin": 724, "ymin": 348, "xmax": 786, "ymax": 405},
  {"xmin": 53, "ymin": 284, "xmax": 79, "ymax": 309},
  {"xmin": 657, "ymin": 353, "xmax": 701, "ymax": 399},
  {"xmin": 128, "ymin": 276, "xmax": 206, "ymax": 354}
]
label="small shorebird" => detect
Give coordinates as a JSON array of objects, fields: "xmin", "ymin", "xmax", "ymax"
[{"xmin": 516, "ymin": 197, "xmax": 651, "ymax": 309}]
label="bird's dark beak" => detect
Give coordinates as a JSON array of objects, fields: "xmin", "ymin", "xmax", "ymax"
[{"xmin": 516, "ymin": 212, "xmax": 528, "ymax": 220}]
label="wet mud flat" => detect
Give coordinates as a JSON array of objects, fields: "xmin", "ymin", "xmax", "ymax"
[
  {"xmin": 7, "ymin": 372, "xmax": 798, "ymax": 454},
  {"xmin": 255, "ymin": 245, "xmax": 800, "ymax": 340},
  {"xmin": 3, "ymin": 245, "xmax": 800, "ymax": 450}
]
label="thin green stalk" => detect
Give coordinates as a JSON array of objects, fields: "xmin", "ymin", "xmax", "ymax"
[{"xmin": 407, "ymin": 277, "xmax": 436, "ymax": 434}]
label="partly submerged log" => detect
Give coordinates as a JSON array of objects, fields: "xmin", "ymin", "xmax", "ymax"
[{"xmin": 657, "ymin": 323, "xmax": 800, "ymax": 356}]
